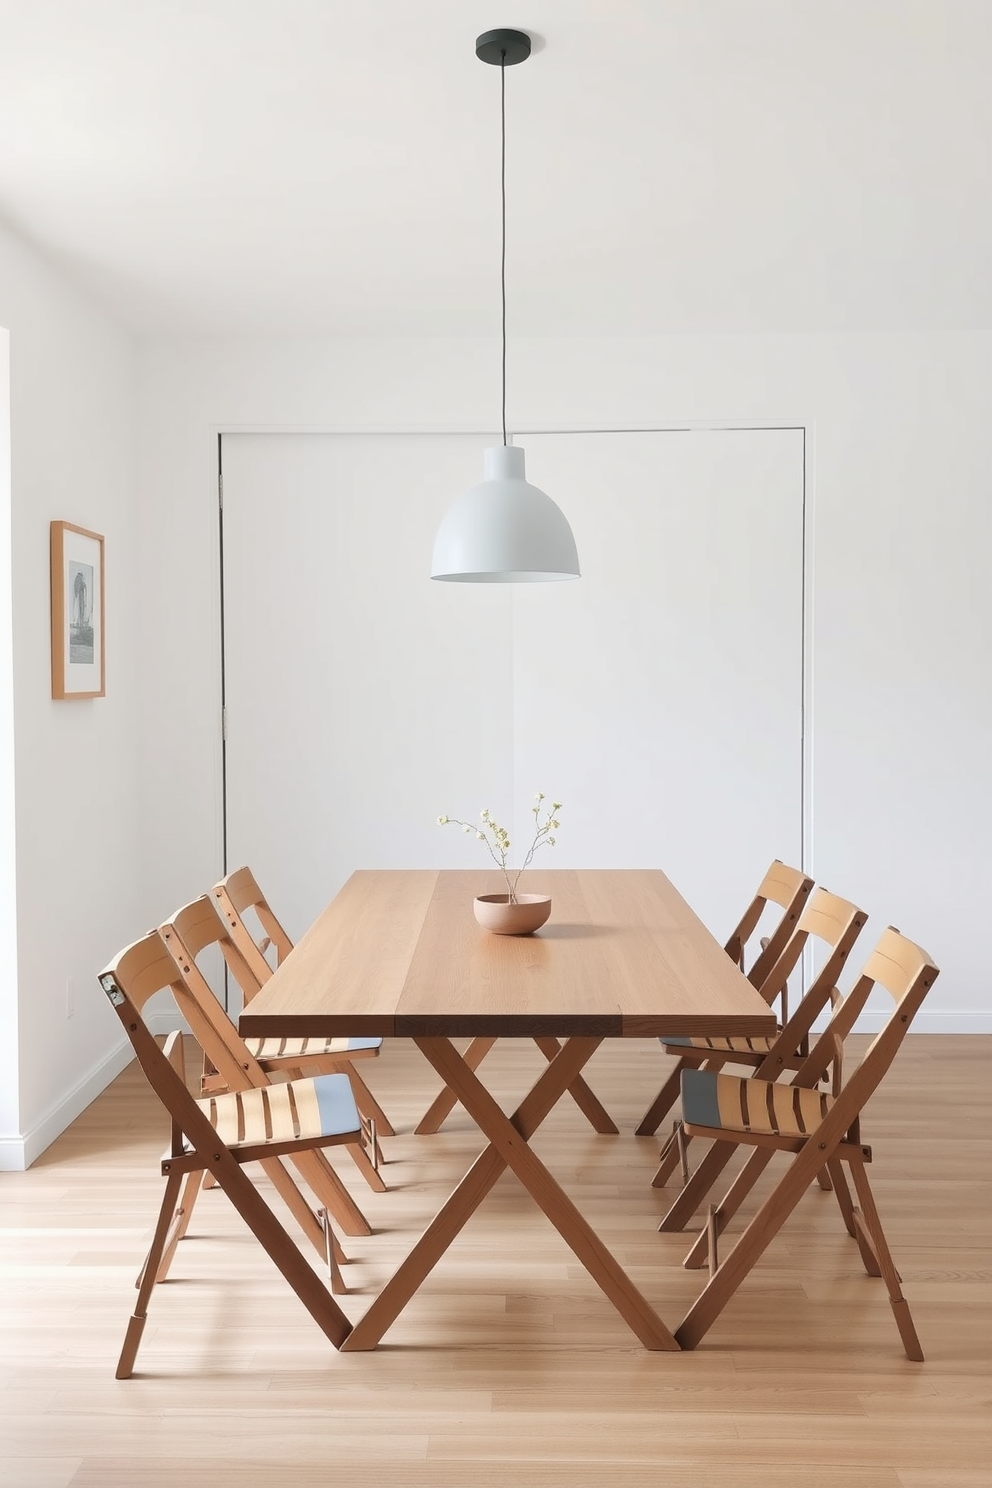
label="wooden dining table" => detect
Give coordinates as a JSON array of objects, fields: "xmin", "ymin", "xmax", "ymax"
[{"xmin": 239, "ymin": 867, "xmax": 777, "ymax": 1351}]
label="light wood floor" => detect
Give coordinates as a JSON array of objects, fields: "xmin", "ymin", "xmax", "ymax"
[{"xmin": 1, "ymin": 1035, "xmax": 989, "ymax": 1488}]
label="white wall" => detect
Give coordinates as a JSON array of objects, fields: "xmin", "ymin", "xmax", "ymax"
[
  {"xmin": 1, "ymin": 263, "xmax": 984, "ymax": 1167},
  {"xmin": 0, "ymin": 222, "xmax": 141, "ymax": 1167},
  {"xmin": 0, "ymin": 329, "xmax": 16, "ymax": 1140},
  {"xmin": 220, "ymin": 426, "xmax": 804, "ymax": 947},
  {"xmin": 135, "ymin": 330, "xmax": 991, "ymax": 1031}
]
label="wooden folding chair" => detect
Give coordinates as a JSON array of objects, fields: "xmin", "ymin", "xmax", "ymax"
[
  {"xmin": 98, "ymin": 931, "xmax": 367, "ymax": 1377},
  {"xmin": 672, "ymin": 927, "xmax": 939, "ymax": 1359},
  {"xmin": 211, "ymin": 865, "xmax": 396, "ymax": 1138},
  {"xmin": 653, "ymin": 886, "xmax": 866, "ymax": 1204},
  {"xmin": 635, "ymin": 860, "xmax": 815, "ymax": 1137},
  {"xmin": 161, "ymin": 895, "xmax": 387, "ymax": 1194}
]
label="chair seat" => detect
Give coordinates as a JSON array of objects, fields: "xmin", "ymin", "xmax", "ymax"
[
  {"xmin": 661, "ymin": 1032, "xmax": 779, "ymax": 1054},
  {"xmin": 244, "ymin": 1034, "xmax": 382, "ymax": 1059},
  {"xmin": 682, "ymin": 1067, "xmax": 833, "ymax": 1138},
  {"xmin": 194, "ymin": 1072, "xmax": 361, "ymax": 1148}
]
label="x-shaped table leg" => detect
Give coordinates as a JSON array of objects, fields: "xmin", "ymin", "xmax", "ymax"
[
  {"xmin": 342, "ymin": 1035, "xmax": 678, "ymax": 1351},
  {"xmin": 414, "ymin": 1035, "xmax": 619, "ymax": 1135}
]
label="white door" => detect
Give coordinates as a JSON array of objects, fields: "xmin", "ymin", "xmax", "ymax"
[{"xmin": 221, "ymin": 428, "xmax": 804, "ymax": 942}]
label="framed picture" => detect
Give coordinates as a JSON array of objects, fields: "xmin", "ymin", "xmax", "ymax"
[{"xmin": 50, "ymin": 521, "xmax": 105, "ymax": 699}]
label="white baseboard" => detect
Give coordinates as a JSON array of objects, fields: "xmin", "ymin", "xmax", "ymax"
[
  {"xmin": 0, "ymin": 1015, "xmax": 194, "ymax": 1170},
  {"xmin": 0, "ymin": 1038, "xmax": 135, "ymax": 1171}
]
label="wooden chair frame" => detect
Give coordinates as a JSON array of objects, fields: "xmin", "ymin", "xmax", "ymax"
[
  {"xmin": 98, "ymin": 931, "xmax": 366, "ymax": 1377},
  {"xmin": 654, "ymin": 887, "xmax": 867, "ymax": 1208},
  {"xmin": 212, "ymin": 866, "xmax": 396, "ymax": 1139},
  {"xmin": 671, "ymin": 928, "xmax": 939, "ymax": 1359},
  {"xmin": 635, "ymin": 860, "xmax": 815, "ymax": 1137}
]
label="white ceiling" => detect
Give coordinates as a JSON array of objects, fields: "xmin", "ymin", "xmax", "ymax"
[{"xmin": 1, "ymin": 0, "xmax": 989, "ymax": 337}]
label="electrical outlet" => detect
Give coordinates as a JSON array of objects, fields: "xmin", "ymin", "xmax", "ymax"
[{"xmin": 66, "ymin": 977, "xmax": 75, "ymax": 1018}]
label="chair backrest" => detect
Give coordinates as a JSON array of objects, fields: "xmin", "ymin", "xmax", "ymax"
[
  {"xmin": 724, "ymin": 860, "xmax": 814, "ymax": 995},
  {"xmin": 212, "ymin": 867, "xmax": 293, "ymax": 1002},
  {"xmin": 159, "ymin": 896, "xmax": 273, "ymax": 1093},
  {"xmin": 98, "ymin": 931, "xmax": 240, "ymax": 1156},
  {"xmin": 749, "ymin": 886, "xmax": 867, "ymax": 1029},
  {"xmin": 791, "ymin": 927, "xmax": 939, "ymax": 1134}
]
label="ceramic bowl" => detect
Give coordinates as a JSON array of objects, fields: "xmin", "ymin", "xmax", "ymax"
[{"xmin": 473, "ymin": 893, "xmax": 552, "ymax": 936}]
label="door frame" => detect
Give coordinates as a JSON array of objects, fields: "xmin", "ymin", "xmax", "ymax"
[{"xmin": 213, "ymin": 417, "xmax": 814, "ymax": 931}]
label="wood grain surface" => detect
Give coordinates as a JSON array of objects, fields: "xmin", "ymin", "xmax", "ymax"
[
  {"xmin": 239, "ymin": 869, "xmax": 779, "ymax": 1040},
  {"xmin": 1, "ymin": 1033, "xmax": 989, "ymax": 1486}
]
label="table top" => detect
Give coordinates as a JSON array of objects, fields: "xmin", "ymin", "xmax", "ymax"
[{"xmin": 238, "ymin": 869, "xmax": 778, "ymax": 1040}]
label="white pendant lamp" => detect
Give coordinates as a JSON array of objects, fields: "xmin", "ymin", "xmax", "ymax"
[{"xmin": 431, "ymin": 29, "xmax": 580, "ymax": 584}]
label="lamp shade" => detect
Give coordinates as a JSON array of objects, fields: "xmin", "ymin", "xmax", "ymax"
[{"xmin": 431, "ymin": 445, "xmax": 581, "ymax": 583}]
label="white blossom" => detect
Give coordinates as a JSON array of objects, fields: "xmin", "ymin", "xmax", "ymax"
[{"xmin": 434, "ymin": 793, "xmax": 562, "ymax": 901}]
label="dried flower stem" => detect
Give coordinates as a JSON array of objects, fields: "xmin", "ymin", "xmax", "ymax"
[{"xmin": 437, "ymin": 792, "xmax": 562, "ymax": 903}]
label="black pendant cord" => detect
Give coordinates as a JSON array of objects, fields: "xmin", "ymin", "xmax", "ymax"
[{"xmin": 501, "ymin": 53, "xmax": 507, "ymax": 446}]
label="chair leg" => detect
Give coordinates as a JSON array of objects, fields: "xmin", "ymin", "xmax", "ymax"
[
  {"xmin": 259, "ymin": 1157, "xmax": 333, "ymax": 1259},
  {"xmin": 683, "ymin": 1147, "xmax": 776, "ymax": 1269},
  {"xmin": 345, "ymin": 1066, "xmax": 396, "ymax": 1139},
  {"xmin": 154, "ymin": 1168, "xmax": 205, "ymax": 1283},
  {"xmin": 260, "ymin": 1156, "xmax": 348, "ymax": 1270},
  {"xmin": 134, "ymin": 1167, "xmax": 203, "ymax": 1288},
  {"xmin": 825, "ymin": 1156, "xmax": 860, "ymax": 1241},
  {"xmin": 290, "ymin": 1148, "xmax": 372, "ymax": 1237},
  {"xmin": 651, "ymin": 1118, "xmax": 690, "ymax": 1190},
  {"xmin": 346, "ymin": 1139, "xmax": 387, "ymax": 1194},
  {"xmin": 319, "ymin": 1208, "xmax": 346, "ymax": 1294},
  {"xmin": 117, "ymin": 1168, "xmax": 184, "ymax": 1379},
  {"xmin": 204, "ymin": 1152, "xmax": 353, "ymax": 1351},
  {"xmin": 635, "ymin": 1060, "xmax": 685, "ymax": 1137},
  {"xmin": 706, "ymin": 1205, "xmax": 719, "ymax": 1277},
  {"xmin": 848, "ymin": 1155, "xmax": 924, "ymax": 1362},
  {"xmin": 677, "ymin": 1123, "xmax": 690, "ymax": 1183},
  {"xmin": 676, "ymin": 1136, "xmax": 842, "ymax": 1351},
  {"xmin": 361, "ymin": 1114, "xmax": 383, "ymax": 1171},
  {"xmin": 658, "ymin": 1139, "xmax": 738, "ymax": 1233}
]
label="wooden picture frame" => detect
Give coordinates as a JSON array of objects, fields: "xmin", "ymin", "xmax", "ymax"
[{"xmin": 50, "ymin": 521, "xmax": 105, "ymax": 700}]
